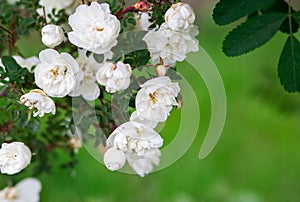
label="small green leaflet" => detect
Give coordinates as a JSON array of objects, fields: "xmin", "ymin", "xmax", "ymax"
[
  {"xmin": 293, "ymin": 11, "xmax": 300, "ymax": 25},
  {"xmin": 1, "ymin": 56, "xmax": 22, "ymax": 80},
  {"xmin": 222, "ymin": 12, "xmax": 286, "ymax": 56},
  {"xmin": 93, "ymin": 54, "xmax": 104, "ymax": 64},
  {"xmin": 213, "ymin": 0, "xmax": 275, "ymax": 25},
  {"xmin": 278, "ymin": 35, "xmax": 300, "ymax": 92},
  {"xmin": 1, "ymin": 56, "xmax": 20, "ymax": 73}
]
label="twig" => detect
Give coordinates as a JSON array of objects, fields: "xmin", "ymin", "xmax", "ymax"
[
  {"xmin": 0, "ymin": 86, "xmax": 10, "ymax": 97},
  {"xmin": 0, "ymin": 25, "xmax": 13, "ymax": 36}
]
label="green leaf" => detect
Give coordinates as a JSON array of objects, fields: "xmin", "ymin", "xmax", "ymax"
[
  {"xmin": 278, "ymin": 35, "xmax": 300, "ymax": 92},
  {"xmin": 127, "ymin": 18, "xmax": 136, "ymax": 26},
  {"xmin": 93, "ymin": 54, "xmax": 104, "ymax": 64},
  {"xmin": 11, "ymin": 109, "xmax": 19, "ymax": 121},
  {"xmin": 213, "ymin": 0, "xmax": 275, "ymax": 25},
  {"xmin": 293, "ymin": 11, "xmax": 300, "ymax": 25},
  {"xmin": 262, "ymin": 0, "xmax": 299, "ymax": 34},
  {"xmin": 222, "ymin": 12, "xmax": 286, "ymax": 56},
  {"xmin": 2, "ymin": 56, "xmax": 20, "ymax": 73}
]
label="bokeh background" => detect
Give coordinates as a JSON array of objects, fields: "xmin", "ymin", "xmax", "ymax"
[{"xmin": 3, "ymin": 0, "xmax": 300, "ymax": 201}]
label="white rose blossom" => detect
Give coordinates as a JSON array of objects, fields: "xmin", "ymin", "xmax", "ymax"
[
  {"xmin": 106, "ymin": 121, "xmax": 163, "ymax": 157},
  {"xmin": 37, "ymin": 0, "xmax": 77, "ymax": 21},
  {"xmin": 34, "ymin": 49, "xmax": 84, "ymax": 97},
  {"xmin": 135, "ymin": 76, "xmax": 180, "ymax": 123},
  {"xmin": 0, "ymin": 178, "xmax": 41, "ymax": 202},
  {"xmin": 130, "ymin": 111, "xmax": 158, "ymax": 129},
  {"xmin": 68, "ymin": 49, "xmax": 101, "ymax": 100},
  {"xmin": 0, "ymin": 142, "xmax": 31, "ymax": 175},
  {"xmin": 126, "ymin": 149, "xmax": 161, "ymax": 177},
  {"xmin": 103, "ymin": 147, "xmax": 126, "ymax": 171},
  {"xmin": 96, "ymin": 61, "xmax": 132, "ymax": 93},
  {"xmin": 143, "ymin": 23, "xmax": 199, "ymax": 66},
  {"xmin": 105, "ymin": 121, "xmax": 163, "ymax": 176},
  {"xmin": 68, "ymin": 2, "xmax": 120, "ymax": 54},
  {"xmin": 19, "ymin": 89, "xmax": 56, "ymax": 117},
  {"xmin": 41, "ymin": 24, "xmax": 65, "ymax": 48},
  {"xmin": 164, "ymin": 2, "xmax": 195, "ymax": 31}
]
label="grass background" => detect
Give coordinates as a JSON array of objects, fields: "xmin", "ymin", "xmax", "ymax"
[{"xmin": 2, "ymin": 1, "xmax": 300, "ymax": 201}]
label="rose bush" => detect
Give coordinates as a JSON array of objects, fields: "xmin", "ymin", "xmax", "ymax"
[{"xmin": 0, "ymin": 0, "xmax": 199, "ymax": 199}]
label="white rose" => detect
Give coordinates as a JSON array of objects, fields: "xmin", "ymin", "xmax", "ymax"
[
  {"xmin": 143, "ymin": 23, "xmax": 199, "ymax": 66},
  {"xmin": 0, "ymin": 178, "xmax": 41, "ymax": 202},
  {"xmin": 34, "ymin": 49, "xmax": 84, "ymax": 97},
  {"xmin": 96, "ymin": 61, "xmax": 132, "ymax": 93},
  {"xmin": 68, "ymin": 2, "xmax": 120, "ymax": 54},
  {"xmin": 20, "ymin": 89, "xmax": 56, "ymax": 117},
  {"xmin": 68, "ymin": 49, "xmax": 101, "ymax": 100},
  {"xmin": 130, "ymin": 111, "xmax": 158, "ymax": 129},
  {"xmin": 37, "ymin": 0, "xmax": 77, "ymax": 21},
  {"xmin": 106, "ymin": 121, "xmax": 163, "ymax": 157},
  {"xmin": 0, "ymin": 142, "xmax": 31, "ymax": 175},
  {"xmin": 103, "ymin": 147, "xmax": 126, "ymax": 171},
  {"xmin": 126, "ymin": 149, "xmax": 161, "ymax": 177},
  {"xmin": 135, "ymin": 76, "xmax": 180, "ymax": 122},
  {"xmin": 165, "ymin": 3, "xmax": 195, "ymax": 31},
  {"xmin": 41, "ymin": 24, "xmax": 65, "ymax": 48}
]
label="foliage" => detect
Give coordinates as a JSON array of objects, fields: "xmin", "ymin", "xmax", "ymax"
[
  {"xmin": 213, "ymin": 0, "xmax": 300, "ymax": 93},
  {"xmin": 0, "ymin": 0, "xmax": 186, "ymax": 182}
]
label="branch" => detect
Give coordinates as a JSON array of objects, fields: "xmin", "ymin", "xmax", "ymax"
[{"xmin": 0, "ymin": 86, "xmax": 10, "ymax": 97}]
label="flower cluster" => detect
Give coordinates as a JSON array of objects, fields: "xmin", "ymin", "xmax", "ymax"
[
  {"xmin": 143, "ymin": 2, "xmax": 199, "ymax": 66},
  {"xmin": 0, "ymin": 0, "xmax": 199, "ymax": 187}
]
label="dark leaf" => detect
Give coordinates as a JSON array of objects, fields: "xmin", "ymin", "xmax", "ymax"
[
  {"xmin": 222, "ymin": 12, "xmax": 286, "ymax": 56},
  {"xmin": 93, "ymin": 54, "xmax": 104, "ymax": 64},
  {"xmin": 262, "ymin": 0, "xmax": 289, "ymax": 13},
  {"xmin": 278, "ymin": 35, "xmax": 300, "ymax": 92},
  {"xmin": 262, "ymin": 0, "xmax": 299, "ymax": 34},
  {"xmin": 213, "ymin": 0, "xmax": 275, "ymax": 25},
  {"xmin": 279, "ymin": 17, "xmax": 299, "ymax": 34},
  {"xmin": 11, "ymin": 109, "xmax": 19, "ymax": 121},
  {"xmin": 2, "ymin": 56, "xmax": 20, "ymax": 73},
  {"xmin": 293, "ymin": 11, "xmax": 300, "ymax": 25},
  {"xmin": 127, "ymin": 18, "xmax": 136, "ymax": 26}
]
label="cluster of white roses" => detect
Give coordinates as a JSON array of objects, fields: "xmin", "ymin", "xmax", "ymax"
[
  {"xmin": 143, "ymin": 2, "xmax": 199, "ymax": 67},
  {"xmin": 104, "ymin": 76, "xmax": 180, "ymax": 177},
  {"xmin": 102, "ymin": 2, "xmax": 198, "ymax": 176},
  {"xmin": 3, "ymin": 0, "xmax": 198, "ymax": 178}
]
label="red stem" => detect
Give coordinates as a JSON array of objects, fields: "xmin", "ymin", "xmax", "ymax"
[{"xmin": 116, "ymin": 5, "xmax": 135, "ymax": 19}]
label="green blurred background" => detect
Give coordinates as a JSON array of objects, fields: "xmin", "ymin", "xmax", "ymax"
[{"xmin": 5, "ymin": 0, "xmax": 300, "ymax": 201}]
